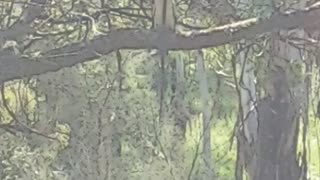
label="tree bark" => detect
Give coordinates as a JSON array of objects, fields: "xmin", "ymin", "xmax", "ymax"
[
  {"xmin": 239, "ymin": 35, "xmax": 307, "ymax": 180},
  {"xmin": 237, "ymin": 1, "xmax": 310, "ymax": 179}
]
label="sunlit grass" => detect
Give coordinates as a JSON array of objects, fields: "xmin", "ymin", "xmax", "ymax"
[
  {"xmin": 184, "ymin": 116, "xmax": 236, "ymax": 179},
  {"xmin": 306, "ymin": 117, "xmax": 320, "ymax": 178}
]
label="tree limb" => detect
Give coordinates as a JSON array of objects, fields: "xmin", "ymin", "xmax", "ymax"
[{"xmin": 1, "ymin": 2, "xmax": 320, "ymax": 83}]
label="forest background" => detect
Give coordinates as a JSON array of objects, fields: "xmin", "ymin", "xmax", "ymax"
[{"xmin": 1, "ymin": 0, "xmax": 320, "ymax": 180}]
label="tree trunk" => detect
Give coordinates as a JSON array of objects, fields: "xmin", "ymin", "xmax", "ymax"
[
  {"xmin": 168, "ymin": 53, "xmax": 189, "ymax": 180},
  {"xmin": 195, "ymin": 50, "xmax": 215, "ymax": 179},
  {"xmin": 238, "ymin": 34, "xmax": 308, "ymax": 180},
  {"xmin": 236, "ymin": 1, "xmax": 310, "ymax": 179},
  {"xmin": 235, "ymin": 40, "xmax": 258, "ymax": 180}
]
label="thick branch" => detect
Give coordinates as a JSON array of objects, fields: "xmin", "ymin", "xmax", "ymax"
[{"xmin": 1, "ymin": 2, "xmax": 320, "ymax": 83}]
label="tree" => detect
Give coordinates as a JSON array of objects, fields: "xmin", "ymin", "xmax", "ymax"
[{"xmin": 1, "ymin": 0, "xmax": 320, "ymax": 179}]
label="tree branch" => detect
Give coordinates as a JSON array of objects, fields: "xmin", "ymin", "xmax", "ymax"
[{"xmin": 1, "ymin": 2, "xmax": 320, "ymax": 83}]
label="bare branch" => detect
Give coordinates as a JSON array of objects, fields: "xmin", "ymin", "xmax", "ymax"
[{"xmin": 1, "ymin": 2, "xmax": 320, "ymax": 83}]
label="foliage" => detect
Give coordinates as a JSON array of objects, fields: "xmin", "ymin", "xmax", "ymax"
[{"xmin": 0, "ymin": 0, "xmax": 319, "ymax": 180}]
